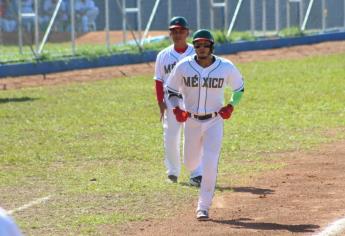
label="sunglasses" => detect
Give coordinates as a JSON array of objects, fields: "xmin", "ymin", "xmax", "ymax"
[{"xmin": 194, "ymin": 44, "xmax": 212, "ymax": 49}]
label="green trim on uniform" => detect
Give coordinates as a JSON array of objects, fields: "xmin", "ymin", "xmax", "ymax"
[{"xmin": 229, "ymin": 90, "xmax": 244, "ymax": 106}]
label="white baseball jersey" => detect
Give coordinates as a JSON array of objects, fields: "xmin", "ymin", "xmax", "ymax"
[
  {"xmin": 154, "ymin": 44, "xmax": 195, "ymax": 85},
  {"xmin": 166, "ymin": 55, "xmax": 244, "ymax": 114}
]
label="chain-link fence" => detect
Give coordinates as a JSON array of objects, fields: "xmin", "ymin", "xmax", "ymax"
[{"xmin": 0, "ymin": 0, "xmax": 344, "ymax": 64}]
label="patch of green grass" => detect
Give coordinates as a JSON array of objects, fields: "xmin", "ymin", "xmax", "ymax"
[
  {"xmin": 0, "ymin": 53, "xmax": 344, "ymax": 235},
  {"xmin": 0, "ymin": 40, "xmax": 170, "ymax": 64},
  {"xmin": 213, "ymin": 30, "xmax": 256, "ymax": 43},
  {"xmin": 278, "ymin": 26, "xmax": 304, "ymax": 37},
  {"xmin": 1, "ymin": 27, "xmax": 310, "ymax": 64}
]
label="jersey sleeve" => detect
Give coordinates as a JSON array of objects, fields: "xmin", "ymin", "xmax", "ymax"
[
  {"xmin": 165, "ymin": 64, "xmax": 183, "ymax": 108},
  {"xmin": 226, "ymin": 63, "xmax": 244, "ymax": 92},
  {"xmin": 165, "ymin": 63, "xmax": 182, "ymax": 93},
  {"xmin": 154, "ymin": 53, "xmax": 164, "ymax": 82},
  {"xmin": 225, "ymin": 62, "xmax": 244, "ymax": 106}
]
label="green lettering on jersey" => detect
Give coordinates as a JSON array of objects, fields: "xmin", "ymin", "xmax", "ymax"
[
  {"xmin": 164, "ymin": 62, "xmax": 176, "ymax": 74},
  {"xmin": 211, "ymin": 78, "xmax": 218, "ymax": 88},
  {"xmin": 218, "ymin": 78, "xmax": 224, "ymax": 88},
  {"xmin": 201, "ymin": 77, "xmax": 225, "ymax": 88},
  {"xmin": 191, "ymin": 75, "xmax": 199, "ymax": 87},
  {"xmin": 202, "ymin": 77, "xmax": 210, "ymax": 87},
  {"xmin": 183, "ymin": 76, "xmax": 191, "ymax": 86}
]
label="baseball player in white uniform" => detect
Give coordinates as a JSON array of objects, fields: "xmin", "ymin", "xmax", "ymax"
[
  {"xmin": 0, "ymin": 207, "xmax": 23, "ymax": 236},
  {"xmin": 166, "ymin": 29, "xmax": 244, "ymax": 220},
  {"xmin": 154, "ymin": 16, "xmax": 202, "ymax": 186}
]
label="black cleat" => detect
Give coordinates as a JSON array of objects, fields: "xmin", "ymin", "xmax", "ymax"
[
  {"xmin": 189, "ymin": 175, "xmax": 202, "ymax": 187},
  {"xmin": 167, "ymin": 175, "xmax": 178, "ymax": 183},
  {"xmin": 196, "ymin": 210, "xmax": 209, "ymax": 221}
]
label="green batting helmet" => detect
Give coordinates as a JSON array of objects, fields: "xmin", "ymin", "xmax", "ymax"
[{"xmin": 192, "ymin": 29, "xmax": 214, "ymax": 43}]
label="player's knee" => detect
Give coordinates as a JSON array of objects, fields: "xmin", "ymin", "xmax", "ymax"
[
  {"xmin": 184, "ymin": 159, "xmax": 199, "ymax": 171},
  {"xmin": 164, "ymin": 133, "xmax": 180, "ymax": 145},
  {"xmin": 164, "ymin": 126, "xmax": 181, "ymax": 137}
]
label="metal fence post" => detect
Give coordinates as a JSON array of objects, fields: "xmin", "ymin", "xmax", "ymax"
[
  {"xmin": 287, "ymin": 0, "xmax": 291, "ymax": 28},
  {"xmin": 250, "ymin": 0, "xmax": 255, "ymax": 35},
  {"xmin": 120, "ymin": 0, "xmax": 141, "ymax": 44},
  {"xmin": 224, "ymin": 0, "xmax": 228, "ymax": 31},
  {"xmin": 262, "ymin": 0, "xmax": 267, "ymax": 35},
  {"xmin": 210, "ymin": 0, "xmax": 227, "ymax": 30},
  {"xmin": 34, "ymin": 0, "xmax": 39, "ymax": 55},
  {"xmin": 210, "ymin": 0, "xmax": 214, "ymax": 29},
  {"xmin": 137, "ymin": 0, "xmax": 142, "ymax": 40},
  {"xmin": 301, "ymin": 0, "xmax": 314, "ymax": 31},
  {"xmin": 141, "ymin": 0, "xmax": 161, "ymax": 46},
  {"xmin": 299, "ymin": 0, "xmax": 304, "ymax": 27},
  {"xmin": 168, "ymin": 0, "xmax": 172, "ymax": 24},
  {"xmin": 196, "ymin": 0, "xmax": 201, "ymax": 29},
  {"xmin": 38, "ymin": 0, "xmax": 63, "ymax": 55},
  {"xmin": 275, "ymin": 0, "xmax": 280, "ymax": 33},
  {"xmin": 105, "ymin": 0, "xmax": 110, "ymax": 50},
  {"xmin": 227, "ymin": 0, "xmax": 243, "ymax": 37},
  {"xmin": 322, "ymin": 0, "xmax": 326, "ymax": 32},
  {"xmin": 122, "ymin": 0, "xmax": 127, "ymax": 43},
  {"xmin": 18, "ymin": 0, "xmax": 23, "ymax": 54},
  {"xmin": 70, "ymin": 0, "xmax": 76, "ymax": 55}
]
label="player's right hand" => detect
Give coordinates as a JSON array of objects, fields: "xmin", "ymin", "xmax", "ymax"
[
  {"xmin": 158, "ymin": 101, "xmax": 167, "ymax": 121},
  {"xmin": 173, "ymin": 106, "xmax": 188, "ymax": 122}
]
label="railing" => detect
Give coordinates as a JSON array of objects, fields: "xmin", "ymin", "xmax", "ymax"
[{"xmin": 0, "ymin": 0, "xmax": 344, "ymax": 64}]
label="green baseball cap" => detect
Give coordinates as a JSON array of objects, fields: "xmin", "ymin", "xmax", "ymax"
[{"xmin": 169, "ymin": 16, "xmax": 188, "ymax": 30}]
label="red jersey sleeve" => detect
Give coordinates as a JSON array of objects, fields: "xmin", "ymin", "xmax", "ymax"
[{"xmin": 155, "ymin": 80, "xmax": 164, "ymax": 103}]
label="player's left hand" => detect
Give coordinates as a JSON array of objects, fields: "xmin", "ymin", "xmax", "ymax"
[
  {"xmin": 218, "ymin": 104, "xmax": 234, "ymax": 119},
  {"xmin": 173, "ymin": 106, "xmax": 189, "ymax": 122}
]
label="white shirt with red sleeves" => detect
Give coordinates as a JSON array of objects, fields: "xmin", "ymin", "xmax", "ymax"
[{"xmin": 154, "ymin": 44, "xmax": 194, "ymax": 85}]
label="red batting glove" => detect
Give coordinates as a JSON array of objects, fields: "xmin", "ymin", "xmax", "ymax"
[
  {"xmin": 173, "ymin": 107, "xmax": 189, "ymax": 122},
  {"xmin": 218, "ymin": 104, "xmax": 234, "ymax": 119}
]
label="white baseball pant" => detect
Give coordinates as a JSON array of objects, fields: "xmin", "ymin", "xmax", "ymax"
[
  {"xmin": 163, "ymin": 106, "xmax": 203, "ymax": 178},
  {"xmin": 183, "ymin": 115, "xmax": 223, "ymax": 211}
]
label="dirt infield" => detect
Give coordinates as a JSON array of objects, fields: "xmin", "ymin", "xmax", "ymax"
[
  {"xmin": 120, "ymin": 139, "xmax": 345, "ymax": 236},
  {"xmin": 1, "ymin": 37, "xmax": 345, "ymax": 235}
]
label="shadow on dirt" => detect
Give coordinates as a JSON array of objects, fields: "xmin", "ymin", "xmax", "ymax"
[
  {"xmin": 179, "ymin": 183, "xmax": 275, "ymax": 195},
  {"xmin": 0, "ymin": 97, "xmax": 39, "ymax": 104},
  {"xmin": 211, "ymin": 217, "xmax": 320, "ymax": 233},
  {"xmin": 217, "ymin": 186, "xmax": 275, "ymax": 195}
]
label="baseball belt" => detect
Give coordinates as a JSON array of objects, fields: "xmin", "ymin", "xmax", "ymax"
[{"xmin": 188, "ymin": 112, "xmax": 218, "ymax": 120}]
